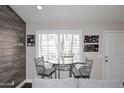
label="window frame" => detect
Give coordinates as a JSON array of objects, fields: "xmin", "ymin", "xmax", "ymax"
[{"xmin": 36, "ymin": 30, "xmax": 83, "ymax": 64}]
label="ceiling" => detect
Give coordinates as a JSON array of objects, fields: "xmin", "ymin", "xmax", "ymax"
[{"xmin": 11, "ymin": 5, "xmax": 124, "ymax": 25}]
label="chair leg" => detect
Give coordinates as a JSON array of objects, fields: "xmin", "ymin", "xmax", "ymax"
[
  {"xmin": 51, "ymin": 75, "xmax": 52, "ymax": 79},
  {"xmin": 41, "ymin": 75, "xmax": 44, "ymax": 79},
  {"xmin": 49, "ymin": 75, "xmax": 52, "ymax": 79},
  {"xmin": 82, "ymin": 76, "xmax": 86, "ymax": 79},
  {"xmin": 50, "ymin": 75, "xmax": 52, "ymax": 79},
  {"xmin": 55, "ymin": 71, "xmax": 57, "ymax": 79}
]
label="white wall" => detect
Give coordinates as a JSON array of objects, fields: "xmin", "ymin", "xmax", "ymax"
[{"xmin": 26, "ymin": 23, "xmax": 124, "ymax": 79}]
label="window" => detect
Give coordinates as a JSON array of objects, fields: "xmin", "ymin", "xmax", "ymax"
[{"xmin": 36, "ymin": 30, "xmax": 82, "ymax": 64}]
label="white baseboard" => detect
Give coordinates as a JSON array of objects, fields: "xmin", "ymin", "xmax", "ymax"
[
  {"xmin": 25, "ymin": 79, "xmax": 33, "ymax": 83},
  {"xmin": 16, "ymin": 80, "xmax": 26, "ymax": 88},
  {"xmin": 16, "ymin": 79, "xmax": 33, "ymax": 88}
]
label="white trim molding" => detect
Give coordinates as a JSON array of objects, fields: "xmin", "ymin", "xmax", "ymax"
[
  {"xmin": 25, "ymin": 79, "xmax": 33, "ymax": 83},
  {"xmin": 16, "ymin": 80, "xmax": 26, "ymax": 88},
  {"xmin": 16, "ymin": 79, "xmax": 33, "ymax": 88}
]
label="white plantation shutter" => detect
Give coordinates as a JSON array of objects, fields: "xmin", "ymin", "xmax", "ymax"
[{"xmin": 36, "ymin": 30, "xmax": 82, "ymax": 64}]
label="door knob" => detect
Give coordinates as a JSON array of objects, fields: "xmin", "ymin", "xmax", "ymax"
[
  {"xmin": 105, "ymin": 60, "xmax": 108, "ymax": 62},
  {"xmin": 105, "ymin": 56, "xmax": 108, "ymax": 62}
]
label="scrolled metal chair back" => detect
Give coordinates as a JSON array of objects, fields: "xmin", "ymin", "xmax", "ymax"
[{"xmin": 34, "ymin": 57, "xmax": 45, "ymax": 75}]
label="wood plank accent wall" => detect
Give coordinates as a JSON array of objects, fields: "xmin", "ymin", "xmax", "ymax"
[{"xmin": 0, "ymin": 5, "xmax": 26, "ymax": 87}]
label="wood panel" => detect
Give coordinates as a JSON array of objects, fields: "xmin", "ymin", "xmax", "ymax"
[{"xmin": 0, "ymin": 5, "xmax": 26, "ymax": 87}]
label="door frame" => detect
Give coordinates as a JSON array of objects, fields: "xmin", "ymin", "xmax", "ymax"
[{"xmin": 103, "ymin": 31, "xmax": 124, "ymax": 80}]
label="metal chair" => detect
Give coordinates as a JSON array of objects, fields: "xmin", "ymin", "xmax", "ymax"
[
  {"xmin": 34, "ymin": 57, "xmax": 56, "ymax": 79},
  {"xmin": 79, "ymin": 58, "xmax": 93, "ymax": 78},
  {"xmin": 72, "ymin": 62, "xmax": 85, "ymax": 78},
  {"xmin": 72, "ymin": 58, "xmax": 93, "ymax": 79}
]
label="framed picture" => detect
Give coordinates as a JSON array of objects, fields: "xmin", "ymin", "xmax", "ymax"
[
  {"xmin": 84, "ymin": 44, "xmax": 99, "ymax": 52},
  {"xmin": 84, "ymin": 35, "xmax": 99, "ymax": 43},
  {"xmin": 27, "ymin": 35, "xmax": 35, "ymax": 46}
]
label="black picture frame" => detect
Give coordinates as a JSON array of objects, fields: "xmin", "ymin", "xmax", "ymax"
[
  {"xmin": 27, "ymin": 35, "xmax": 35, "ymax": 46},
  {"xmin": 84, "ymin": 44, "xmax": 99, "ymax": 52},
  {"xmin": 84, "ymin": 35, "xmax": 99, "ymax": 43}
]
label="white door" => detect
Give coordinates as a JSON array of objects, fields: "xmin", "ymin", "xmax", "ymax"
[{"xmin": 104, "ymin": 32, "xmax": 124, "ymax": 80}]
